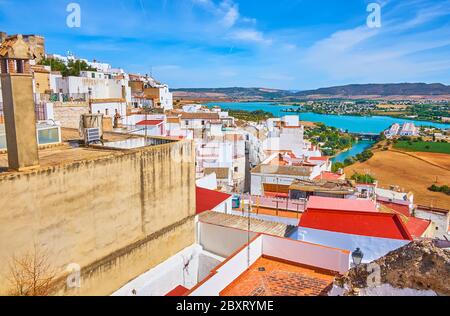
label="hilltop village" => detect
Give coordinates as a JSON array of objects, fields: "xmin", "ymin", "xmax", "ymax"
[{"xmin": 0, "ymin": 32, "xmax": 449, "ymax": 297}]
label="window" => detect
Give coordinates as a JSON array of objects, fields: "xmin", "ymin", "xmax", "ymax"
[
  {"xmin": 185, "ymin": 120, "xmax": 189, "ymax": 126},
  {"xmin": 91, "ymin": 73, "xmax": 95, "ymax": 79},
  {"xmin": 234, "ymin": 167, "xmax": 238, "ymax": 172},
  {"xmin": 202, "ymin": 120, "xmax": 205, "ymax": 126},
  {"xmin": 16, "ymin": 60, "xmax": 24, "ymax": 73}
]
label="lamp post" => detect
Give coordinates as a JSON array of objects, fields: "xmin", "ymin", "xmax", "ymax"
[{"xmin": 352, "ymin": 248, "xmax": 364, "ymax": 267}]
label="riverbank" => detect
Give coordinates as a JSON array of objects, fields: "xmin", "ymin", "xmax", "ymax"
[{"xmin": 206, "ymin": 102, "xmax": 450, "ymax": 132}]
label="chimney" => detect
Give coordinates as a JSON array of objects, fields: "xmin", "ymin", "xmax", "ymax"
[
  {"xmin": 0, "ymin": 34, "xmax": 40, "ymax": 171},
  {"xmin": 0, "ymin": 32, "xmax": 6, "ymax": 42}
]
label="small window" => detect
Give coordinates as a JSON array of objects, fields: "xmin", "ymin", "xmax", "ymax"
[
  {"xmin": 234, "ymin": 167, "xmax": 238, "ymax": 172},
  {"xmin": 91, "ymin": 73, "xmax": 96, "ymax": 79},
  {"xmin": 185, "ymin": 120, "xmax": 189, "ymax": 126}
]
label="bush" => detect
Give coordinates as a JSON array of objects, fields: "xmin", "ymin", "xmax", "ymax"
[{"xmin": 351, "ymin": 172, "xmax": 376, "ymax": 184}]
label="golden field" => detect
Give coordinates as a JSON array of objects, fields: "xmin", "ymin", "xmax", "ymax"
[{"xmin": 345, "ymin": 150, "xmax": 450, "ymax": 209}]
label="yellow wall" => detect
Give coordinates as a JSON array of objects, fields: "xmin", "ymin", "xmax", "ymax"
[
  {"xmin": 0, "ymin": 140, "xmax": 196, "ymax": 295},
  {"xmin": 34, "ymin": 71, "xmax": 51, "ymax": 94}
]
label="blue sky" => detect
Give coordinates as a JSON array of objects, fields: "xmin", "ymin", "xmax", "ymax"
[{"xmin": 0, "ymin": 0, "xmax": 449, "ymax": 89}]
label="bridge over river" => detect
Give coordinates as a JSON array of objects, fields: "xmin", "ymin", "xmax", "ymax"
[{"xmin": 348, "ymin": 132, "xmax": 380, "ymax": 141}]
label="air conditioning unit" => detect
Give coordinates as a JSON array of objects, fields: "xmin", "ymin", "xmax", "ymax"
[{"xmin": 84, "ymin": 127, "xmax": 101, "ymax": 145}]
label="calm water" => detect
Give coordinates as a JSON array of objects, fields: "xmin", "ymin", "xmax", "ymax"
[
  {"xmin": 207, "ymin": 102, "xmax": 449, "ymax": 162},
  {"xmin": 207, "ymin": 102, "xmax": 449, "ymax": 133},
  {"xmin": 331, "ymin": 140, "xmax": 375, "ymax": 163}
]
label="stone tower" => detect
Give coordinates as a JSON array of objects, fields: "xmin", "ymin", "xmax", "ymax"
[{"xmin": 0, "ymin": 34, "xmax": 39, "ymax": 171}]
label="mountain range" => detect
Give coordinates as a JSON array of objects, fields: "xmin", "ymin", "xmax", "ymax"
[{"xmin": 173, "ymin": 83, "xmax": 450, "ymax": 100}]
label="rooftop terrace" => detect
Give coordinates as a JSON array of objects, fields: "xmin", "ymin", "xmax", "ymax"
[
  {"xmin": 0, "ymin": 128, "xmax": 180, "ymax": 176},
  {"xmin": 220, "ymin": 256, "xmax": 336, "ymax": 296}
]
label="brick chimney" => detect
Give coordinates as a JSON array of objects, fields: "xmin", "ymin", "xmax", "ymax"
[
  {"xmin": 0, "ymin": 32, "xmax": 6, "ymax": 42},
  {"xmin": 0, "ymin": 34, "xmax": 39, "ymax": 171}
]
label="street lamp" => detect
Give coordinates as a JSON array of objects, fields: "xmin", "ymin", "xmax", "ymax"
[{"xmin": 352, "ymin": 248, "xmax": 364, "ymax": 267}]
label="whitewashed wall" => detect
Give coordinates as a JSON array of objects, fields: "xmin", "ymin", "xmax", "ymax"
[
  {"xmin": 190, "ymin": 236, "xmax": 263, "ymax": 296},
  {"xmin": 198, "ymin": 222, "xmax": 258, "ymax": 258},
  {"xmin": 112, "ymin": 245, "xmax": 203, "ymax": 296},
  {"xmin": 262, "ymin": 235, "xmax": 350, "ymax": 273},
  {"xmin": 293, "ymin": 227, "xmax": 410, "ymax": 263}
]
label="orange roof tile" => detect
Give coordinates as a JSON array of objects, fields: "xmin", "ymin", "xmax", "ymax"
[{"xmin": 220, "ymin": 257, "xmax": 336, "ymax": 296}]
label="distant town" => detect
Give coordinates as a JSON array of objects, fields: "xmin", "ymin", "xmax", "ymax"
[{"xmin": 0, "ymin": 31, "xmax": 449, "ymax": 298}]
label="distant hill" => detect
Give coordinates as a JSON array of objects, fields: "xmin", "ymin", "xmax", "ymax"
[
  {"xmin": 295, "ymin": 83, "xmax": 450, "ymax": 97},
  {"xmin": 172, "ymin": 87, "xmax": 290, "ymax": 100},
  {"xmin": 173, "ymin": 83, "xmax": 450, "ymax": 100}
]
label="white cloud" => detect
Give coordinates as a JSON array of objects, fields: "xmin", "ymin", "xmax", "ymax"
[
  {"xmin": 230, "ymin": 29, "xmax": 272, "ymax": 45},
  {"xmin": 220, "ymin": 1, "xmax": 239, "ymax": 28}
]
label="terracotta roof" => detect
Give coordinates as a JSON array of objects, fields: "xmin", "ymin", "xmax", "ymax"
[
  {"xmin": 289, "ymin": 180, "xmax": 355, "ymax": 195},
  {"xmin": 378, "ymin": 201, "xmax": 411, "ymax": 217},
  {"xmin": 0, "ymin": 35, "xmax": 35, "ymax": 59},
  {"xmin": 196, "ymin": 187, "xmax": 232, "ymax": 215},
  {"xmin": 167, "ymin": 117, "xmax": 181, "ymax": 124},
  {"xmin": 181, "ymin": 112, "xmax": 220, "ymax": 120},
  {"xmin": 204, "ymin": 167, "xmax": 230, "ymax": 179},
  {"xmin": 309, "ymin": 157, "xmax": 330, "ymax": 162},
  {"xmin": 405, "ymin": 217, "xmax": 432, "ymax": 239},
  {"xmin": 251, "ymin": 164, "xmax": 313, "ymax": 177},
  {"xmin": 299, "ymin": 209, "xmax": 413, "ymax": 240},
  {"xmin": 165, "ymin": 285, "xmax": 189, "ymax": 296},
  {"xmin": 220, "ymin": 257, "xmax": 336, "ymax": 296},
  {"xmin": 136, "ymin": 120, "xmax": 164, "ymax": 126},
  {"xmin": 314, "ymin": 172, "xmax": 345, "ymax": 181},
  {"xmin": 306, "ymin": 196, "xmax": 378, "ymax": 213}
]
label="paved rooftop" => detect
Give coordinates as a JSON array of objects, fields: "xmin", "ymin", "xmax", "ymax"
[
  {"xmin": 0, "ymin": 128, "xmax": 176, "ymax": 176},
  {"xmin": 220, "ymin": 257, "xmax": 336, "ymax": 296}
]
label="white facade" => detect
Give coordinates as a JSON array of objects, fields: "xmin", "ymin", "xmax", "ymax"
[
  {"xmin": 293, "ymin": 227, "xmax": 410, "ymax": 263},
  {"xmin": 112, "ymin": 244, "xmax": 223, "ymax": 296},
  {"xmin": 56, "ymin": 76, "xmax": 125, "ymax": 100},
  {"xmin": 156, "ymin": 85, "xmax": 173, "ymax": 110}
]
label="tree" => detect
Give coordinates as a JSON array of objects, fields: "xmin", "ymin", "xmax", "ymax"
[
  {"xmin": 7, "ymin": 246, "xmax": 56, "ymax": 296},
  {"xmin": 39, "ymin": 58, "xmax": 96, "ymax": 77},
  {"xmin": 351, "ymin": 172, "xmax": 376, "ymax": 184}
]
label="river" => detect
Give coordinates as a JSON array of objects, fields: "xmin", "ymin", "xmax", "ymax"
[{"xmin": 206, "ymin": 101, "xmax": 449, "ymax": 162}]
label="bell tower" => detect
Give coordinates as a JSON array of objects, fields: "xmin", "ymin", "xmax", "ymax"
[{"xmin": 0, "ymin": 34, "xmax": 39, "ymax": 171}]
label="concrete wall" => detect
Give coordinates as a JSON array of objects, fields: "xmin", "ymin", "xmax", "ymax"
[
  {"xmin": 0, "ymin": 140, "xmax": 196, "ymax": 296},
  {"xmin": 415, "ymin": 210, "xmax": 449, "ymax": 239}
]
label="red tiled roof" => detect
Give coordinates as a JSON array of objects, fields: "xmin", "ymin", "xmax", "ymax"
[
  {"xmin": 306, "ymin": 196, "xmax": 378, "ymax": 213},
  {"xmin": 314, "ymin": 172, "xmax": 345, "ymax": 181},
  {"xmin": 378, "ymin": 201, "xmax": 411, "ymax": 217},
  {"xmin": 299, "ymin": 209, "xmax": 413, "ymax": 240},
  {"xmin": 165, "ymin": 285, "xmax": 189, "ymax": 297},
  {"xmin": 309, "ymin": 157, "xmax": 330, "ymax": 161},
  {"xmin": 136, "ymin": 120, "xmax": 164, "ymax": 126},
  {"xmin": 196, "ymin": 187, "xmax": 232, "ymax": 215},
  {"xmin": 264, "ymin": 191, "xmax": 289, "ymax": 198},
  {"xmin": 405, "ymin": 217, "xmax": 431, "ymax": 238}
]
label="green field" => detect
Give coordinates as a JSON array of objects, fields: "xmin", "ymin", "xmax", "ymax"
[{"xmin": 394, "ymin": 141, "xmax": 450, "ymax": 154}]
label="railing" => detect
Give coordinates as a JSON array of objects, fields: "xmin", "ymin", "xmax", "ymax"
[{"xmin": 239, "ymin": 195, "xmax": 307, "ymax": 213}]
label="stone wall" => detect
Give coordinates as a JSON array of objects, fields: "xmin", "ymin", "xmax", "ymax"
[
  {"xmin": 53, "ymin": 103, "xmax": 89, "ymax": 128},
  {"xmin": 0, "ymin": 140, "xmax": 196, "ymax": 295}
]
